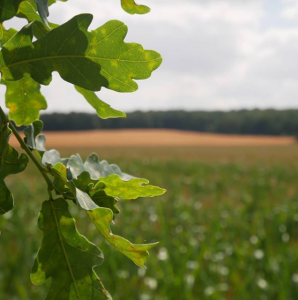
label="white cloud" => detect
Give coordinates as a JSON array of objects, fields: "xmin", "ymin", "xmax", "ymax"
[
  {"xmin": 281, "ymin": 0, "xmax": 298, "ymax": 21},
  {"xmin": 1, "ymin": 0, "xmax": 298, "ymax": 113}
]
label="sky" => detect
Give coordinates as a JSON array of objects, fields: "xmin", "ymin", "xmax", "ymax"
[{"xmin": 1, "ymin": 0, "xmax": 298, "ymax": 113}]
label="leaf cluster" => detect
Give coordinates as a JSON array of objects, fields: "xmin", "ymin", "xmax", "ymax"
[
  {"xmin": 0, "ymin": 0, "xmax": 161, "ymax": 126},
  {"xmin": 0, "ymin": 0, "xmax": 164, "ymax": 299}
]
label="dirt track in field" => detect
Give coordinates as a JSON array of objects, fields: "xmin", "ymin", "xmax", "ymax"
[{"xmin": 10, "ymin": 129, "xmax": 296, "ymax": 148}]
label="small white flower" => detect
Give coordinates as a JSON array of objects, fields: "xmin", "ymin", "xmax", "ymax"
[
  {"xmin": 257, "ymin": 278, "xmax": 268, "ymax": 289},
  {"xmin": 254, "ymin": 249, "xmax": 264, "ymax": 260}
]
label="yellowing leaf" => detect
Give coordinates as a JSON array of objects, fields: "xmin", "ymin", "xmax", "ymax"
[
  {"xmin": 75, "ymin": 86, "xmax": 126, "ymax": 119},
  {"xmin": 31, "ymin": 200, "xmax": 112, "ymax": 300},
  {"xmin": 0, "ymin": 25, "xmax": 17, "ymax": 47},
  {"xmin": 3, "ymin": 74, "xmax": 47, "ymax": 126},
  {"xmin": 98, "ymin": 174, "xmax": 166, "ymax": 199},
  {"xmin": 121, "ymin": 0, "xmax": 151, "ymax": 15},
  {"xmin": 0, "ymin": 14, "xmax": 162, "ymax": 93},
  {"xmin": 88, "ymin": 207, "xmax": 157, "ymax": 268}
]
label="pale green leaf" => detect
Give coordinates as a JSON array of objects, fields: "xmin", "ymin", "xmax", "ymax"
[
  {"xmin": 75, "ymin": 188, "xmax": 98, "ymax": 210},
  {"xmin": 3, "ymin": 74, "xmax": 47, "ymax": 126},
  {"xmin": 121, "ymin": 0, "xmax": 151, "ymax": 15},
  {"xmin": 31, "ymin": 200, "xmax": 112, "ymax": 300},
  {"xmin": 0, "ymin": 14, "xmax": 162, "ymax": 92},
  {"xmin": 0, "ymin": 122, "xmax": 28, "ymax": 214},
  {"xmin": 0, "ymin": 26, "xmax": 3, "ymax": 40},
  {"xmin": 42, "ymin": 149, "xmax": 64, "ymax": 166},
  {"xmin": 34, "ymin": 0, "xmax": 50, "ymax": 27},
  {"xmin": 85, "ymin": 154, "xmax": 134, "ymax": 180},
  {"xmin": 23, "ymin": 120, "xmax": 46, "ymax": 153},
  {"xmin": 17, "ymin": 1, "xmax": 59, "ymax": 38},
  {"xmin": 88, "ymin": 207, "xmax": 157, "ymax": 268},
  {"xmin": 67, "ymin": 153, "xmax": 133, "ymax": 181},
  {"xmin": 98, "ymin": 174, "xmax": 166, "ymax": 199},
  {"xmin": 22, "ymin": 0, "xmax": 67, "ymax": 28},
  {"xmin": 75, "ymin": 86, "xmax": 126, "ymax": 119},
  {"xmin": 41, "ymin": 151, "xmax": 133, "ymax": 183},
  {"xmin": 40, "ymin": 150, "xmax": 126, "ymax": 212}
]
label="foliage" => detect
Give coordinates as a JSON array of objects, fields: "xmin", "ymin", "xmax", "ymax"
[
  {"xmin": 0, "ymin": 121, "xmax": 28, "ymax": 214},
  {"xmin": 0, "ymin": 0, "xmax": 165, "ymax": 299}
]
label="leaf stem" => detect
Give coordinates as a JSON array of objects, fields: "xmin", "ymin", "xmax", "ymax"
[{"xmin": 0, "ymin": 106, "xmax": 54, "ymax": 198}]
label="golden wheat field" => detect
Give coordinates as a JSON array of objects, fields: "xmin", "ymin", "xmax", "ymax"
[
  {"xmin": 36, "ymin": 129, "xmax": 296, "ymax": 147},
  {"xmin": 10, "ymin": 129, "xmax": 298, "ymax": 164},
  {"xmin": 10, "ymin": 129, "xmax": 296, "ymax": 148}
]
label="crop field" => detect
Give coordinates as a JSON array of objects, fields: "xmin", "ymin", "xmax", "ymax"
[
  {"xmin": 9, "ymin": 129, "xmax": 296, "ymax": 148},
  {"xmin": 1, "ymin": 138, "xmax": 298, "ymax": 299}
]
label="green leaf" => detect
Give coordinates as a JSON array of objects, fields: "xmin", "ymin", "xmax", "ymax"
[
  {"xmin": 75, "ymin": 86, "xmax": 126, "ymax": 119},
  {"xmin": 17, "ymin": 1, "xmax": 58, "ymax": 39},
  {"xmin": 48, "ymin": 0, "xmax": 67, "ymax": 5},
  {"xmin": 98, "ymin": 174, "xmax": 166, "ymax": 200},
  {"xmin": 23, "ymin": 120, "xmax": 46, "ymax": 153},
  {"xmin": 0, "ymin": 14, "xmax": 162, "ymax": 92},
  {"xmin": 90, "ymin": 190, "xmax": 120, "ymax": 215},
  {"xmin": 121, "ymin": 0, "xmax": 151, "ymax": 15},
  {"xmin": 0, "ymin": 0, "xmax": 23, "ymax": 22},
  {"xmin": 0, "ymin": 122, "xmax": 28, "ymax": 215},
  {"xmin": 3, "ymin": 74, "xmax": 47, "ymax": 126},
  {"xmin": 43, "ymin": 154, "xmax": 121, "ymax": 211},
  {"xmin": 51, "ymin": 161, "xmax": 68, "ymax": 181},
  {"xmin": 41, "ymin": 157, "xmax": 99, "ymax": 210},
  {"xmin": 74, "ymin": 171, "xmax": 97, "ymax": 190},
  {"xmin": 88, "ymin": 207, "xmax": 157, "ymax": 268},
  {"xmin": 0, "ymin": 26, "xmax": 3, "ymax": 40},
  {"xmin": 0, "ymin": 179, "xmax": 14, "ymax": 215},
  {"xmin": 31, "ymin": 200, "xmax": 112, "ymax": 300},
  {"xmin": 74, "ymin": 172, "xmax": 120, "ymax": 215},
  {"xmin": 26, "ymin": 131, "xmax": 162, "ymax": 210},
  {"xmin": 40, "ymin": 152, "xmax": 123, "ymax": 212},
  {"xmin": 0, "ymin": 124, "xmax": 28, "ymax": 178},
  {"xmin": 0, "ymin": 25, "xmax": 18, "ymax": 47}
]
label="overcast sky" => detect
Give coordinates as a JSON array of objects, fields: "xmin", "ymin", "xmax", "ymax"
[{"xmin": 1, "ymin": 0, "xmax": 298, "ymax": 113}]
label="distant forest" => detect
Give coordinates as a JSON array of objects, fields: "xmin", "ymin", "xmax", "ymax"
[{"xmin": 39, "ymin": 109, "xmax": 298, "ymax": 136}]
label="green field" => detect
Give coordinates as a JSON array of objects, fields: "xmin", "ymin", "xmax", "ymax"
[{"xmin": 1, "ymin": 146, "xmax": 298, "ymax": 300}]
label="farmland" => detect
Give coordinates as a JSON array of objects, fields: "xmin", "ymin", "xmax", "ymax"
[
  {"xmin": 9, "ymin": 129, "xmax": 296, "ymax": 148},
  {"xmin": 1, "ymin": 131, "xmax": 298, "ymax": 300}
]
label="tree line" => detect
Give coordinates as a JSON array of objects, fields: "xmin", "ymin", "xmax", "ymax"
[{"xmin": 39, "ymin": 109, "xmax": 298, "ymax": 136}]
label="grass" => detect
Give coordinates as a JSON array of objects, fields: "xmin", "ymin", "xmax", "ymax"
[{"xmin": 1, "ymin": 146, "xmax": 298, "ymax": 300}]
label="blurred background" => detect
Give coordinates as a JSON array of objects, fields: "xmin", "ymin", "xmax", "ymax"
[{"xmin": 1, "ymin": 0, "xmax": 298, "ymax": 299}]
